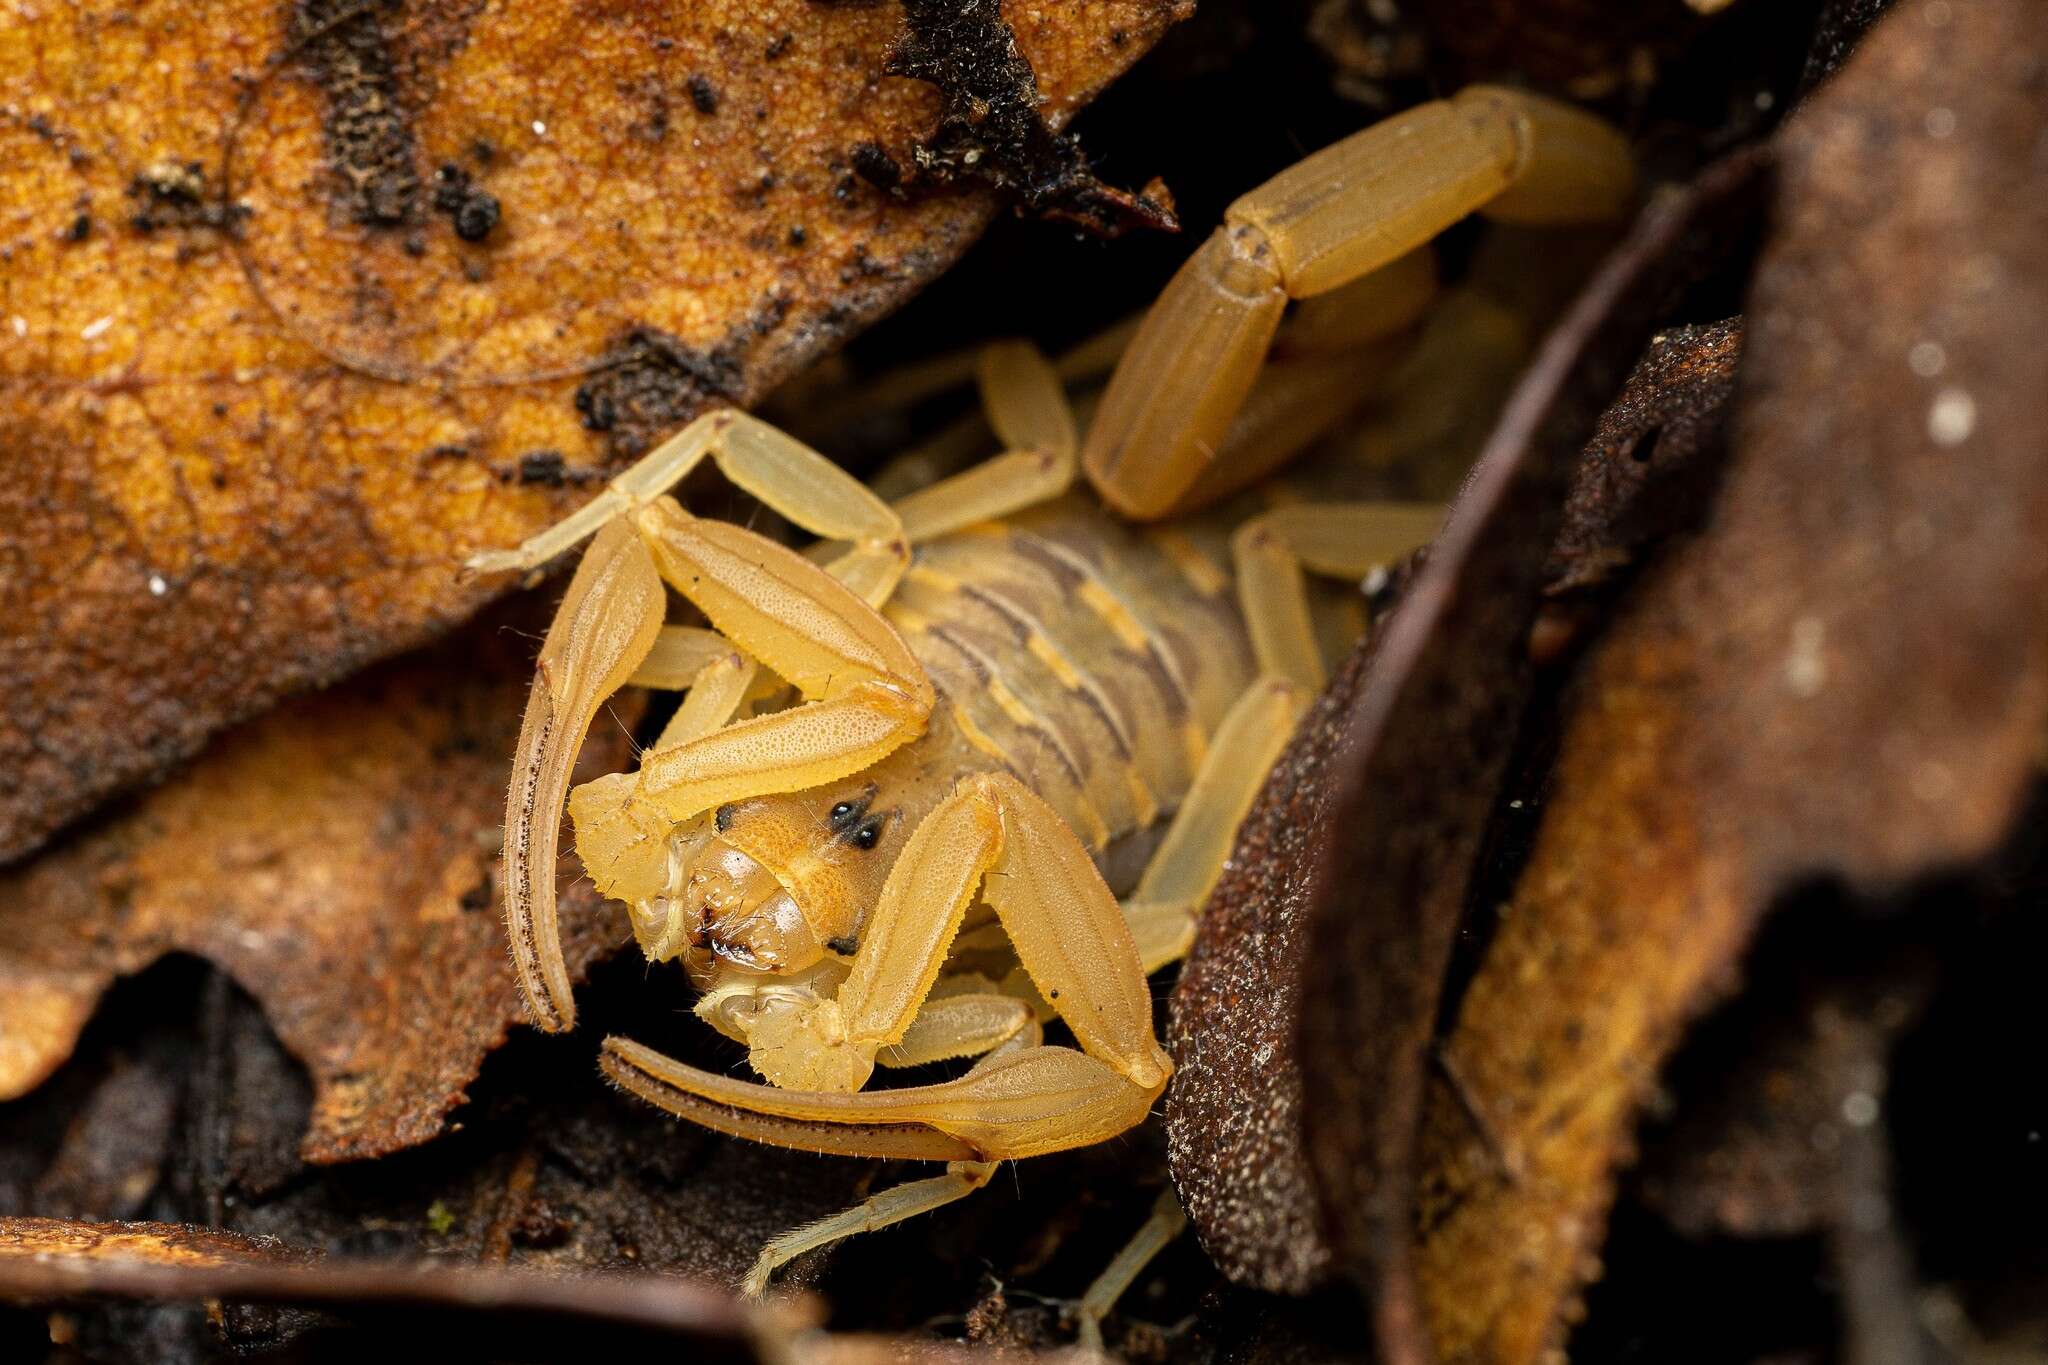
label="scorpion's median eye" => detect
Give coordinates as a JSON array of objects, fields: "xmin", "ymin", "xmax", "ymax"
[
  {"xmin": 850, "ymin": 816, "xmax": 886, "ymax": 850},
  {"xmin": 827, "ymin": 789, "xmax": 874, "ymax": 835}
]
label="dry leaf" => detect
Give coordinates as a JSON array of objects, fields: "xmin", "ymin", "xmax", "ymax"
[
  {"xmin": 0, "ymin": 1216, "xmax": 313, "ymax": 1272},
  {"xmin": 1410, "ymin": 2, "xmax": 2048, "ymax": 1356},
  {"xmin": 0, "ymin": 598, "xmax": 636, "ymax": 1163},
  {"xmin": 1543, "ymin": 318, "xmax": 1742, "ymax": 600},
  {"xmin": 0, "ymin": 1215, "xmax": 772, "ymax": 1355},
  {"xmin": 0, "ymin": 0, "xmax": 1181, "ymax": 862},
  {"xmin": 1165, "ymin": 594, "xmax": 1400, "ymax": 1296},
  {"xmin": 1283, "ymin": 148, "xmax": 1772, "ymax": 1352}
]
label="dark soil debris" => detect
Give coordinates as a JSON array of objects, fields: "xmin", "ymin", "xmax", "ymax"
[
  {"xmin": 850, "ymin": 140, "xmax": 903, "ymax": 191},
  {"xmin": 574, "ymin": 308, "xmax": 787, "ymax": 459},
  {"xmin": 126, "ymin": 161, "xmax": 249, "ymax": 235},
  {"xmin": 430, "ymin": 163, "xmax": 501, "ymax": 243},
  {"xmin": 886, "ymin": 0, "xmax": 1182, "ymax": 237},
  {"xmin": 289, "ymin": 0, "xmax": 421, "ymax": 228},
  {"xmin": 507, "ymin": 450, "xmax": 600, "ymax": 487}
]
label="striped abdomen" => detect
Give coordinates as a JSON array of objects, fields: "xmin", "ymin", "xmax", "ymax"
[{"xmin": 879, "ymin": 495, "xmax": 1256, "ymax": 864}]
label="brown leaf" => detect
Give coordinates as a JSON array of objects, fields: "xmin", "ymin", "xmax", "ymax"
[
  {"xmin": 0, "ymin": 598, "xmax": 636, "ymax": 1163},
  {"xmin": 0, "ymin": 946, "xmax": 885, "ymax": 1330},
  {"xmin": 0, "ymin": 1216, "xmax": 314, "ymax": 1272},
  {"xmin": 1422, "ymin": 0, "xmax": 1711, "ymax": 96},
  {"xmin": 1162, "ymin": 651, "xmax": 1358, "ymax": 1295},
  {"xmin": 0, "ymin": 0, "xmax": 1178, "ymax": 863},
  {"xmin": 1409, "ymin": 2, "xmax": 2048, "ymax": 1357},
  {"xmin": 0, "ymin": 1215, "xmax": 776, "ymax": 1354},
  {"xmin": 1543, "ymin": 318, "xmax": 1743, "ymax": 600},
  {"xmin": 27, "ymin": 1053, "xmax": 181, "ymax": 1222},
  {"xmin": 1165, "ymin": 565, "xmax": 1420, "ymax": 1296},
  {"xmin": 1287, "ymin": 147, "xmax": 1773, "ymax": 1347}
]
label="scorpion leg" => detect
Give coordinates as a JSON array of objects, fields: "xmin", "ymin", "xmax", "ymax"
[
  {"xmin": 889, "ymin": 340, "xmax": 1081, "ymax": 543},
  {"xmin": 1058, "ymin": 508, "xmax": 1446, "ymax": 1340},
  {"xmin": 877, "ymin": 987, "xmax": 1040, "ymax": 1069},
  {"xmin": 862, "ymin": 319, "xmax": 1151, "ymax": 504},
  {"xmin": 1116, "ymin": 504, "xmax": 1443, "ymax": 972},
  {"xmin": 471, "ymin": 408, "xmax": 910, "ymax": 605},
  {"xmin": 1077, "ymin": 1189, "xmax": 1191, "ymax": 1355},
  {"xmin": 1121, "ymin": 675, "xmax": 1310, "ymax": 973},
  {"xmin": 1233, "ymin": 501, "xmax": 1446, "ymax": 692},
  {"xmin": 741, "ymin": 1160, "xmax": 1001, "ymax": 1298},
  {"xmin": 627, "ymin": 625, "xmax": 734, "ymax": 690},
  {"xmin": 729, "ymin": 987, "xmax": 1049, "ymax": 1296},
  {"xmin": 1084, "ymin": 87, "xmax": 1632, "ymax": 520},
  {"xmin": 605, "ymin": 1036, "xmax": 1158, "ymax": 1299},
  {"xmin": 647, "ymin": 645, "xmax": 757, "ymax": 755}
]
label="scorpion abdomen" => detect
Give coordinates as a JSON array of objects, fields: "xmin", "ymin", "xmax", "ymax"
[{"xmin": 884, "ymin": 495, "xmax": 1256, "ymax": 862}]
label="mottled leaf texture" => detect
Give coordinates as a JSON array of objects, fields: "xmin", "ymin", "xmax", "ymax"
[
  {"xmin": 1290, "ymin": 149, "xmax": 1773, "ymax": 1350},
  {"xmin": 0, "ymin": 0, "xmax": 1183, "ymax": 862},
  {"xmin": 1411, "ymin": 2, "xmax": 2048, "ymax": 1358},
  {"xmin": 0, "ymin": 600, "xmax": 636, "ymax": 1163}
]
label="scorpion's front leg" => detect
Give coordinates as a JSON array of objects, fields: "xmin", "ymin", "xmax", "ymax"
[
  {"xmin": 1083, "ymin": 86, "xmax": 1633, "ymax": 520},
  {"xmin": 887, "ymin": 340, "xmax": 1080, "ymax": 542},
  {"xmin": 602, "ymin": 772, "xmax": 1172, "ymax": 1294}
]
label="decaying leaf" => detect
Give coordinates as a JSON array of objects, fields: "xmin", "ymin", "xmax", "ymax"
[
  {"xmin": 1165, "ymin": 580, "xmax": 1407, "ymax": 1296},
  {"xmin": 1409, "ymin": 1, "xmax": 2048, "ymax": 1357},
  {"xmin": 0, "ymin": 1215, "xmax": 774, "ymax": 1355},
  {"xmin": 0, "ymin": 598, "xmax": 636, "ymax": 1163},
  {"xmin": 1543, "ymin": 318, "xmax": 1742, "ymax": 601},
  {"xmin": 1421, "ymin": 0, "xmax": 1711, "ymax": 98},
  {"xmin": 21, "ymin": 1050, "xmax": 181, "ymax": 1224},
  {"xmin": 1283, "ymin": 146, "xmax": 1772, "ymax": 1346},
  {"xmin": 888, "ymin": 0, "xmax": 1179, "ymax": 236},
  {"xmin": 0, "ymin": 1216, "xmax": 315, "ymax": 1272},
  {"xmin": 0, "ymin": 943, "xmax": 884, "ymax": 1344},
  {"xmin": 1573, "ymin": 905, "xmax": 1952, "ymax": 1364},
  {"xmin": 0, "ymin": 0, "xmax": 1183, "ymax": 863}
]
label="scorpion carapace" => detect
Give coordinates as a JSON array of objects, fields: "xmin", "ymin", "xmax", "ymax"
[{"xmin": 468, "ymin": 82, "xmax": 1633, "ymax": 1332}]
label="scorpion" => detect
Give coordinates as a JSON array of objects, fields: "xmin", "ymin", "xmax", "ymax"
[{"xmin": 468, "ymin": 84, "xmax": 1633, "ymax": 1328}]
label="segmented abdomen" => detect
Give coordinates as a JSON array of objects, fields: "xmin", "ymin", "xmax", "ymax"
[{"xmin": 882, "ymin": 495, "xmax": 1255, "ymax": 856}]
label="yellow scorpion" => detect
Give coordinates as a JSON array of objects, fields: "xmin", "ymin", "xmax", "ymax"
[{"xmin": 468, "ymin": 85, "xmax": 1632, "ymax": 1321}]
